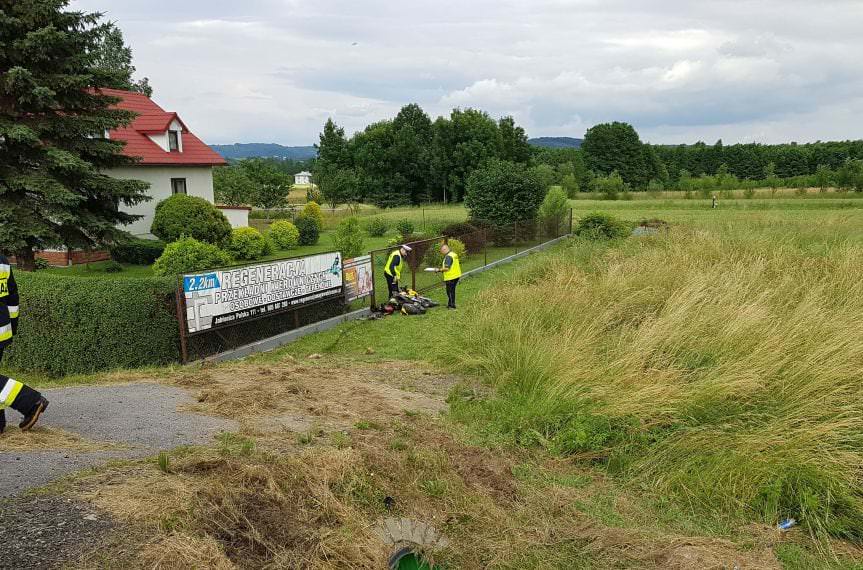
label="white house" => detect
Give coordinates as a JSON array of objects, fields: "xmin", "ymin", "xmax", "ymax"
[
  {"xmin": 294, "ymin": 171, "xmax": 312, "ymax": 185},
  {"xmin": 103, "ymin": 88, "xmax": 247, "ymax": 237}
]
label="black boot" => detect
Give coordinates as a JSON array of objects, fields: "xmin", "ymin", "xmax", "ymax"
[
  {"xmin": 0, "ymin": 409, "xmax": 5, "ymax": 434},
  {"xmin": 19, "ymin": 397, "xmax": 49, "ymax": 432}
]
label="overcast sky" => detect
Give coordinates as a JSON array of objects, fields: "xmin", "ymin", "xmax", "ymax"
[{"xmin": 70, "ymin": 0, "xmax": 863, "ymax": 146}]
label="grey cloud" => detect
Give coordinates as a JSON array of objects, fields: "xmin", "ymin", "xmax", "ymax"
[{"xmin": 71, "ymin": 0, "xmax": 863, "ymax": 144}]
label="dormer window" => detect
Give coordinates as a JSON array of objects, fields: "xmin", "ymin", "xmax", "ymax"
[{"xmin": 168, "ymin": 130, "xmax": 180, "ymax": 152}]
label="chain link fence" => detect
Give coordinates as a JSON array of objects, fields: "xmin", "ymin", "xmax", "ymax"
[{"xmin": 368, "ymin": 210, "xmax": 573, "ymax": 307}]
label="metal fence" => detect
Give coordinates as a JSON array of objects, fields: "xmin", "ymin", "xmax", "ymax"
[{"xmin": 368, "ymin": 209, "xmax": 573, "ymax": 308}]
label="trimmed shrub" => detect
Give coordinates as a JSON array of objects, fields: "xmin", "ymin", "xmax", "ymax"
[
  {"xmin": 574, "ymin": 213, "xmax": 630, "ymax": 240},
  {"xmin": 110, "ymin": 238, "xmax": 166, "ymax": 265},
  {"xmin": 268, "ymin": 220, "xmax": 300, "ymax": 250},
  {"xmin": 442, "ymin": 222, "xmax": 485, "ymax": 254},
  {"xmin": 225, "ymin": 227, "xmax": 272, "ymax": 261},
  {"xmin": 5, "ymin": 273, "xmax": 178, "ymax": 376},
  {"xmin": 424, "ymin": 238, "xmax": 467, "ymax": 269},
  {"xmin": 302, "ymin": 201, "xmax": 324, "ymax": 230},
  {"xmin": 152, "ymin": 237, "xmax": 233, "ymax": 276},
  {"xmin": 364, "ymin": 217, "xmax": 389, "ymax": 237},
  {"xmin": 331, "ymin": 217, "xmax": 366, "ymax": 258},
  {"xmin": 151, "ymin": 194, "xmax": 232, "ymax": 245},
  {"xmin": 249, "ymin": 209, "xmax": 293, "ymax": 220},
  {"xmin": 395, "ymin": 219, "xmax": 415, "ymax": 237},
  {"xmin": 295, "ymin": 214, "xmax": 320, "ymax": 246},
  {"xmin": 103, "ymin": 260, "xmax": 123, "ymax": 273}
]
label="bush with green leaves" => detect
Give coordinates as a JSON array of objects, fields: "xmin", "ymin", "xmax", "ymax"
[
  {"xmin": 152, "ymin": 237, "xmax": 233, "ymax": 276},
  {"xmin": 5, "ymin": 273, "xmax": 178, "ymax": 376},
  {"xmin": 395, "ymin": 219, "xmax": 415, "ymax": 236},
  {"xmin": 267, "ymin": 220, "xmax": 300, "ymax": 250},
  {"xmin": 590, "ymin": 171, "xmax": 627, "ymax": 201},
  {"xmin": 225, "ymin": 227, "xmax": 272, "ymax": 261},
  {"xmin": 465, "ymin": 160, "xmax": 545, "ymax": 227},
  {"xmin": 424, "ymin": 238, "xmax": 467, "ymax": 268},
  {"xmin": 302, "ymin": 201, "xmax": 325, "ymax": 230},
  {"xmin": 364, "ymin": 217, "xmax": 389, "ymax": 237},
  {"xmin": 306, "ymin": 186, "xmax": 323, "ymax": 204},
  {"xmin": 150, "ymin": 195, "xmax": 232, "ymax": 245},
  {"xmin": 331, "ymin": 217, "xmax": 366, "ymax": 258},
  {"xmin": 109, "ymin": 238, "xmax": 166, "ymax": 265},
  {"xmin": 574, "ymin": 213, "xmax": 630, "ymax": 240},
  {"xmin": 442, "ymin": 222, "xmax": 485, "ymax": 254},
  {"xmin": 538, "ymin": 186, "xmax": 570, "ymax": 237},
  {"xmin": 294, "ymin": 214, "xmax": 320, "ymax": 246}
]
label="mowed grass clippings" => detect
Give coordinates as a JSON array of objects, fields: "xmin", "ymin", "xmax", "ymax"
[
  {"xmin": 70, "ymin": 413, "xmax": 784, "ymax": 570},
  {"xmin": 0, "ymin": 426, "xmax": 127, "ymax": 452}
]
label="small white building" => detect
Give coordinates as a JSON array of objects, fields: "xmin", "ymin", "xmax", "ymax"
[
  {"xmin": 103, "ymin": 88, "xmax": 246, "ymax": 237},
  {"xmin": 294, "ymin": 171, "xmax": 312, "ymax": 185}
]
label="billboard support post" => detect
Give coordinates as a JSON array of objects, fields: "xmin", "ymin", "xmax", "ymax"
[{"xmin": 175, "ymin": 281, "xmax": 189, "ymax": 364}]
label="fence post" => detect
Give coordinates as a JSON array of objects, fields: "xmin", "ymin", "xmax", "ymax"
[
  {"xmin": 569, "ymin": 207, "xmax": 574, "ymax": 234},
  {"xmin": 513, "ymin": 221, "xmax": 518, "ymax": 256},
  {"xmin": 483, "ymin": 228, "xmax": 488, "ymax": 267},
  {"xmin": 370, "ymin": 250, "xmax": 377, "ymax": 310}
]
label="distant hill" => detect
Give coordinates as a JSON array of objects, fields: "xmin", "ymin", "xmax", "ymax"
[
  {"xmin": 529, "ymin": 137, "xmax": 583, "ymax": 149},
  {"xmin": 211, "ymin": 143, "xmax": 317, "ymax": 161}
]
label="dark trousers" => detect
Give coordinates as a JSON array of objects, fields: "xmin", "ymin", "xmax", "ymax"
[
  {"xmin": 0, "ymin": 347, "xmax": 42, "ymax": 429},
  {"xmin": 385, "ymin": 273, "xmax": 399, "ymax": 298},
  {"xmin": 445, "ymin": 278, "xmax": 459, "ymax": 308}
]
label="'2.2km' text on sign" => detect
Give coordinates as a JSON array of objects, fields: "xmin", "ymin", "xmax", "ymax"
[{"xmin": 182, "ymin": 252, "xmax": 343, "ymax": 334}]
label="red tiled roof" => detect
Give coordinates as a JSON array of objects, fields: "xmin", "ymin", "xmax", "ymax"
[{"xmin": 97, "ymin": 88, "xmax": 226, "ymax": 166}]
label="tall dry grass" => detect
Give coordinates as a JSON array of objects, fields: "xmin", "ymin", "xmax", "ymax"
[{"xmin": 454, "ymin": 229, "xmax": 863, "ymax": 540}]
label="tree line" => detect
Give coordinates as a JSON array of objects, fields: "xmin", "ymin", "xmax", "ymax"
[{"xmin": 310, "ymin": 113, "xmax": 863, "ymax": 206}]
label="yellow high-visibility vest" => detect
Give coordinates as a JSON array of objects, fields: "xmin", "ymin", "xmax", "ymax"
[
  {"xmin": 384, "ymin": 250, "xmax": 404, "ymax": 280},
  {"xmin": 442, "ymin": 252, "xmax": 461, "ymax": 281}
]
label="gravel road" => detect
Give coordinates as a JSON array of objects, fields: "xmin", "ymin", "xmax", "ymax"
[{"xmin": 1, "ymin": 383, "xmax": 237, "ymax": 497}]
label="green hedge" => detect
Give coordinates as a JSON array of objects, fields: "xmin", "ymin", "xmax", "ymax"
[
  {"xmin": 109, "ymin": 238, "xmax": 166, "ymax": 265},
  {"xmin": 5, "ymin": 272, "xmax": 179, "ymax": 376}
]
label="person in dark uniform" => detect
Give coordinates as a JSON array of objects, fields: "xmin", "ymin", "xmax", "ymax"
[{"xmin": 0, "ymin": 255, "xmax": 49, "ymax": 434}]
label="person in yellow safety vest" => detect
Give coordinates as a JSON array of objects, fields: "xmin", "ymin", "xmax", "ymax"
[
  {"xmin": 383, "ymin": 244, "xmax": 412, "ymax": 298},
  {"xmin": 434, "ymin": 243, "xmax": 462, "ymax": 309},
  {"xmin": 0, "ymin": 255, "xmax": 49, "ymax": 434}
]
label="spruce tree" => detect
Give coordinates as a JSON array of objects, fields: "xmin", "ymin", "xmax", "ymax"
[{"xmin": 0, "ymin": 0, "xmax": 150, "ymax": 269}]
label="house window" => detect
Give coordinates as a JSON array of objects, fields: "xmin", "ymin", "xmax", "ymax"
[
  {"xmin": 168, "ymin": 130, "xmax": 180, "ymax": 152},
  {"xmin": 171, "ymin": 178, "xmax": 187, "ymax": 195}
]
